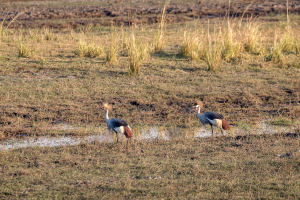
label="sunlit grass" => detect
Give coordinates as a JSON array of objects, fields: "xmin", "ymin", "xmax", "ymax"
[
  {"xmin": 179, "ymin": 30, "xmax": 202, "ymax": 60},
  {"xmin": 154, "ymin": 0, "xmax": 170, "ymax": 53},
  {"xmin": 128, "ymin": 31, "xmax": 149, "ymax": 75},
  {"xmin": 107, "ymin": 27, "xmax": 119, "ymax": 63}
]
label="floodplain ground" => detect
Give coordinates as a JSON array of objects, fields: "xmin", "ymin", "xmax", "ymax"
[{"xmin": 0, "ymin": 0, "xmax": 300, "ymax": 198}]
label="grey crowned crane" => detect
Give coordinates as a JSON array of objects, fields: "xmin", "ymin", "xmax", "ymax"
[
  {"xmin": 195, "ymin": 101, "xmax": 230, "ymax": 137},
  {"xmin": 103, "ymin": 103, "xmax": 133, "ymax": 142}
]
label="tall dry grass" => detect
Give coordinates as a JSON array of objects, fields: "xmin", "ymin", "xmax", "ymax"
[
  {"xmin": 295, "ymin": 38, "xmax": 300, "ymax": 55},
  {"xmin": 221, "ymin": 20, "xmax": 241, "ymax": 61},
  {"xmin": 0, "ymin": 10, "xmax": 25, "ymax": 37},
  {"xmin": 107, "ymin": 27, "xmax": 119, "ymax": 63},
  {"xmin": 265, "ymin": 31, "xmax": 283, "ymax": 64},
  {"xmin": 128, "ymin": 31, "xmax": 149, "ymax": 75},
  {"xmin": 154, "ymin": 0, "xmax": 170, "ymax": 53},
  {"xmin": 241, "ymin": 18, "xmax": 262, "ymax": 54},
  {"xmin": 121, "ymin": 26, "xmax": 130, "ymax": 56},
  {"xmin": 280, "ymin": 27, "xmax": 295, "ymax": 53},
  {"xmin": 201, "ymin": 22, "xmax": 223, "ymax": 71},
  {"xmin": 179, "ymin": 30, "xmax": 203, "ymax": 60},
  {"xmin": 16, "ymin": 34, "xmax": 36, "ymax": 58},
  {"xmin": 75, "ymin": 40, "xmax": 104, "ymax": 58}
]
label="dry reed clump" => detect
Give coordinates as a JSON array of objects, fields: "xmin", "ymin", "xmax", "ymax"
[
  {"xmin": 221, "ymin": 21, "xmax": 241, "ymax": 61},
  {"xmin": 200, "ymin": 25, "xmax": 223, "ymax": 71},
  {"xmin": 280, "ymin": 28, "xmax": 295, "ymax": 53},
  {"xmin": 295, "ymin": 38, "xmax": 300, "ymax": 55},
  {"xmin": 265, "ymin": 31, "xmax": 283, "ymax": 64},
  {"xmin": 154, "ymin": 0, "xmax": 170, "ymax": 53},
  {"xmin": 43, "ymin": 27, "xmax": 55, "ymax": 41},
  {"xmin": 75, "ymin": 40, "xmax": 104, "ymax": 58},
  {"xmin": 37, "ymin": 57, "xmax": 46, "ymax": 66},
  {"xmin": 241, "ymin": 18, "xmax": 262, "ymax": 54},
  {"xmin": 128, "ymin": 31, "xmax": 149, "ymax": 75},
  {"xmin": 86, "ymin": 44, "xmax": 104, "ymax": 58},
  {"xmin": 179, "ymin": 30, "xmax": 203, "ymax": 60},
  {"xmin": 107, "ymin": 27, "xmax": 119, "ymax": 63},
  {"xmin": 202, "ymin": 40, "xmax": 223, "ymax": 71},
  {"xmin": 121, "ymin": 26, "xmax": 130, "ymax": 56},
  {"xmin": 17, "ymin": 39, "xmax": 35, "ymax": 58}
]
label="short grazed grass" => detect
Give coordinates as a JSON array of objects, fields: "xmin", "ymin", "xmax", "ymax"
[
  {"xmin": 0, "ymin": 1, "xmax": 300, "ymax": 198},
  {"xmin": 1, "ymin": 133, "xmax": 300, "ymax": 199},
  {"xmin": 0, "ymin": 15, "xmax": 299, "ymax": 138}
]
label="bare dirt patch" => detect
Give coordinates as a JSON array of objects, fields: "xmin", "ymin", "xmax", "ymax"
[{"xmin": 1, "ymin": 0, "xmax": 300, "ymax": 29}]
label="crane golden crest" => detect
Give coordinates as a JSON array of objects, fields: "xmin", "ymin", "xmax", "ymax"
[
  {"xmin": 103, "ymin": 103, "xmax": 112, "ymax": 110},
  {"xmin": 197, "ymin": 100, "xmax": 203, "ymax": 107}
]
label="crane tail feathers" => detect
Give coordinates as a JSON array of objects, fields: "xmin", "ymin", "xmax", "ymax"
[
  {"xmin": 222, "ymin": 119, "xmax": 230, "ymax": 130},
  {"xmin": 124, "ymin": 126, "xmax": 133, "ymax": 138}
]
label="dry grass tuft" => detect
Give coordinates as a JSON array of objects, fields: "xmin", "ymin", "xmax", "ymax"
[
  {"xmin": 75, "ymin": 40, "xmax": 104, "ymax": 58},
  {"xmin": 43, "ymin": 27, "xmax": 54, "ymax": 41},
  {"xmin": 154, "ymin": 0, "xmax": 170, "ymax": 53},
  {"xmin": 265, "ymin": 31, "xmax": 283, "ymax": 64},
  {"xmin": 280, "ymin": 27, "xmax": 295, "ymax": 53},
  {"xmin": 222, "ymin": 20, "xmax": 241, "ymax": 61},
  {"xmin": 295, "ymin": 38, "xmax": 300, "ymax": 55},
  {"xmin": 202, "ymin": 34, "xmax": 223, "ymax": 70},
  {"xmin": 17, "ymin": 40, "xmax": 35, "ymax": 58},
  {"xmin": 128, "ymin": 31, "xmax": 149, "ymax": 75},
  {"xmin": 180, "ymin": 30, "xmax": 202, "ymax": 60},
  {"xmin": 242, "ymin": 18, "xmax": 262, "ymax": 54},
  {"xmin": 107, "ymin": 27, "xmax": 119, "ymax": 63}
]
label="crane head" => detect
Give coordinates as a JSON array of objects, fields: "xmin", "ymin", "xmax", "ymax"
[
  {"xmin": 197, "ymin": 100, "xmax": 203, "ymax": 107},
  {"xmin": 103, "ymin": 103, "xmax": 111, "ymax": 110}
]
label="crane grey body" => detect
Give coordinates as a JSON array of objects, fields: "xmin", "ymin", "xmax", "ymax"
[
  {"xmin": 196, "ymin": 103, "xmax": 230, "ymax": 137},
  {"xmin": 105, "ymin": 111, "xmax": 128, "ymax": 134},
  {"xmin": 104, "ymin": 106, "xmax": 132, "ymax": 143}
]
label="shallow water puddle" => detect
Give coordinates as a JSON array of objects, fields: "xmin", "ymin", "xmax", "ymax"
[{"xmin": 0, "ymin": 121, "xmax": 297, "ymax": 151}]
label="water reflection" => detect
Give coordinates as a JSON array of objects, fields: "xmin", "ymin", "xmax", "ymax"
[{"xmin": 0, "ymin": 121, "xmax": 297, "ymax": 151}]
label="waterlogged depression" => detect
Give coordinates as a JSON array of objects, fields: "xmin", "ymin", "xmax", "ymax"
[{"xmin": 0, "ymin": 121, "xmax": 297, "ymax": 151}]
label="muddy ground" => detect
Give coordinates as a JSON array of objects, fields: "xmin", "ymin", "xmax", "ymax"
[{"xmin": 1, "ymin": 0, "xmax": 300, "ymax": 29}]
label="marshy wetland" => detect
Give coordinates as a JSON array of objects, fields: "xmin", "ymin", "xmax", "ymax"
[{"xmin": 1, "ymin": 0, "xmax": 300, "ymax": 198}]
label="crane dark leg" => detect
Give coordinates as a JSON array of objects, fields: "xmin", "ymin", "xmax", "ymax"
[
  {"xmin": 211, "ymin": 125, "xmax": 214, "ymax": 138},
  {"xmin": 220, "ymin": 128, "xmax": 224, "ymax": 136},
  {"xmin": 116, "ymin": 133, "xmax": 119, "ymax": 143}
]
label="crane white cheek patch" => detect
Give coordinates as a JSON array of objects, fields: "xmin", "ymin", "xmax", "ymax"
[
  {"xmin": 215, "ymin": 119, "xmax": 222, "ymax": 128},
  {"xmin": 114, "ymin": 126, "xmax": 124, "ymax": 134}
]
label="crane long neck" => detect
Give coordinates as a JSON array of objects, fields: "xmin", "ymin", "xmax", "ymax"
[
  {"xmin": 105, "ymin": 110, "xmax": 110, "ymax": 123},
  {"xmin": 197, "ymin": 107, "xmax": 202, "ymax": 118}
]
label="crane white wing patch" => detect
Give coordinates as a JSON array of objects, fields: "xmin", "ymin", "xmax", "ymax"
[
  {"xmin": 206, "ymin": 118, "xmax": 222, "ymax": 128},
  {"xmin": 114, "ymin": 126, "xmax": 124, "ymax": 134}
]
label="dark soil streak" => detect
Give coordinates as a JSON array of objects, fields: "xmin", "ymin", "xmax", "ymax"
[{"xmin": 1, "ymin": 0, "xmax": 300, "ymax": 29}]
